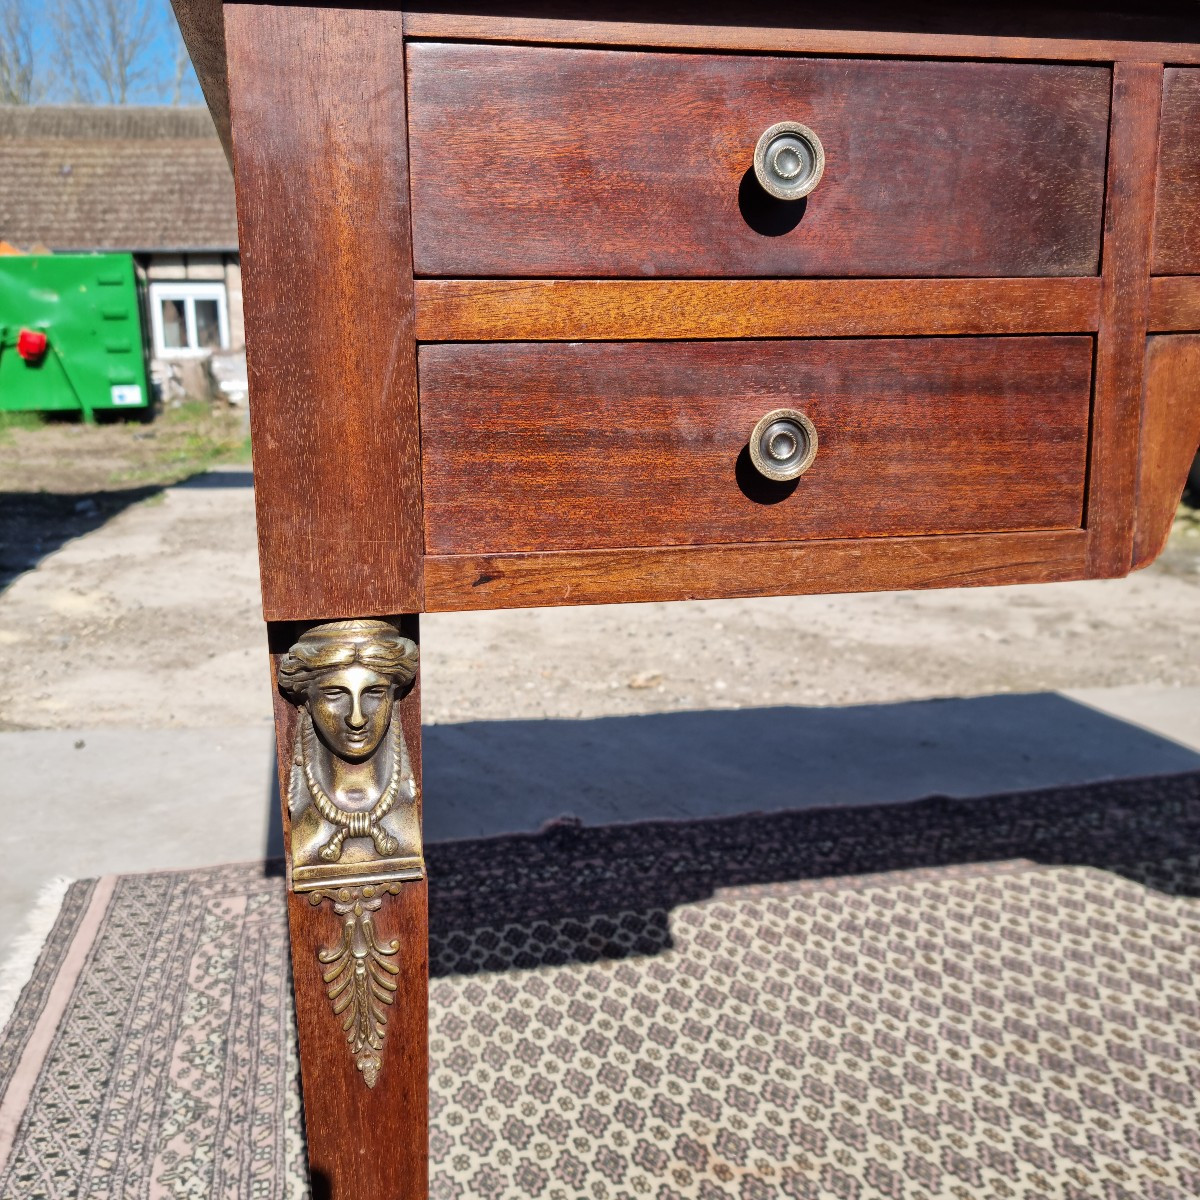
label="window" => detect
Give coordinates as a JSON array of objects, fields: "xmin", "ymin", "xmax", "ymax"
[{"xmin": 148, "ymin": 282, "xmax": 230, "ymax": 357}]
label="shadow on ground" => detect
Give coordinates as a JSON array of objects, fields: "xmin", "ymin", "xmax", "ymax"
[
  {"xmin": 0, "ymin": 470, "xmax": 254, "ymax": 591},
  {"xmin": 425, "ymin": 768, "xmax": 1200, "ymax": 977},
  {"xmin": 333, "ymin": 693, "xmax": 1200, "ymax": 976},
  {"xmin": 422, "ymin": 692, "xmax": 1200, "ymax": 842},
  {"xmin": 0, "ymin": 487, "xmax": 161, "ymax": 591}
]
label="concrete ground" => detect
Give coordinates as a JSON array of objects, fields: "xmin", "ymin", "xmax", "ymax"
[{"xmin": 2, "ymin": 467, "xmax": 1199, "ymax": 964}]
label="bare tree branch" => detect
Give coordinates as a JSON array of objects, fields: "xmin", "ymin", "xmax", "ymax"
[
  {"xmin": 167, "ymin": 11, "xmax": 200, "ymax": 105},
  {"xmin": 51, "ymin": 0, "xmax": 163, "ymax": 104},
  {"xmin": 0, "ymin": 0, "xmax": 36, "ymax": 104}
]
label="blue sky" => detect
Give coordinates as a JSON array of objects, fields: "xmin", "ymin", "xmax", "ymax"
[
  {"xmin": 153, "ymin": 3, "xmax": 203, "ymax": 103},
  {"xmin": 29, "ymin": 0, "xmax": 202, "ymax": 105}
]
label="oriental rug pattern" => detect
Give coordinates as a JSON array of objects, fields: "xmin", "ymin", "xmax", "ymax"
[{"xmin": 1, "ymin": 772, "xmax": 1199, "ymax": 1200}]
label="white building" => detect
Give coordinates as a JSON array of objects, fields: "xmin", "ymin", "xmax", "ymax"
[{"xmin": 0, "ymin": 105, "xmax": 242, "ymax": 394}]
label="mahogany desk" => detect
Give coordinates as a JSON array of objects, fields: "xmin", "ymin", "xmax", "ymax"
[{"xmin": 174, "ymin": 4, "xmax": 1200, "ymax": 1195}]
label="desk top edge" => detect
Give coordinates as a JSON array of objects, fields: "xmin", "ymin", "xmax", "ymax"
[{"xmin": 173, "ymin": 1, "xmax": 1200, "ymax": 161}]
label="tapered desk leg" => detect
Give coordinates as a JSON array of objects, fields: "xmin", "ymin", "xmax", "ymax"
[
  {"xmin": 270, "ymin": 617, "xmax": 427, "ymax": 1199},
  {"xmin": 286, "ymin": 884, "xmax": 428, "ymax": 1197}
]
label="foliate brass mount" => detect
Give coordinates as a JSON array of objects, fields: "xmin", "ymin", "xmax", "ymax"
[
  {"xmin": 753, "ymin": 121, "xmax": 825, "ymax": 201},
  {"xmin": 278, "ymin": 619, "xmax": 425, "ymax": 1088},
  {"xmin": 749, "ymin": 408, "xmax": 818, "ymax": 481},
  {"xmin": 308, "ymin": 882, "xmax": 404, "ymax": 1089}
]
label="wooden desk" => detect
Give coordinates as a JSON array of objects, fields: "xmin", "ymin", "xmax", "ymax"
[{"xmin": 174, "ymin": 4, "xmax": 1200, "ymax": 1195}]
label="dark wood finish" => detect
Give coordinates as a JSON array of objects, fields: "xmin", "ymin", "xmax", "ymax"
[
  {"xmin": 225, "ymin": 5, "xmax": 423, "ymax": 623},
  {"xmin": 170, "ymin": 0, "xmax": 230, "ymax": 162},
  {"xmin": 172, "ymin": 0, "xmax": 1200, "ymax": 159},
  {"xmin": 269, "ymin": 616, "xmax": 428, "ymax": 1200},
  {"xmin": 420, "ymin": 338, "xmax": 1093, "ymax": 555},
  {"xmin": 1152, "ymin": 69, "xmax": 1200, "ymax": 276},
  {"xmin": 171, "ymin": 9, "xmax": 1200, "ymax": 1198},
  {"xmin": 1133, "ymin": 336, "xmax": 1200, "ymax": 569},
  {"xmin": 413, "ymin": 278, "xmax": 1102, "ymax": 342},
  {"xmin": 403, "ymin": 9, "xmax": 1200, "ymax": 66},
  {"xmin": 227, "ymin": 2, "xmax": 430, "ymax": 1193},
  {"xmin": 1086, "ymin": 62, "xmax": 1163, "ymax": 578},
  {"xmin": 286, "ymin": 886, "xmax": 428, "ymax": 1200},
  {"xmin": 1149, "ymin": 277, "xmax": 1200, "ymax": 333},
  {"xmin": 424, "ymin": 529, "xmax": 1088, "ymax": 611},
  {"xmin": 407, "ymin": 46, "xmax": 1110, "ymax": 279}
]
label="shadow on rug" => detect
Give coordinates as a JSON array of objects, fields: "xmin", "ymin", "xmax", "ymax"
[
  {"xmin": 427, "ymin": 769, "xmax": 1200, "ymax": 975},
  {"xmin": 0, "ymin": 771, "xmax": 1197, "ymax": 1200}
]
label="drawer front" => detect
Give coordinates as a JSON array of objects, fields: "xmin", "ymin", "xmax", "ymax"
[
  {"xmin": 407, "ymin": 46, "xmax": 1110, "ymax": 279},
  {"xmin": 419, "ymin": 338, "xmax": 1093, "ymax": 555},
  {"xmin": 1153, "ymin": 68, "xmax": 1200, "ymax": 275}
]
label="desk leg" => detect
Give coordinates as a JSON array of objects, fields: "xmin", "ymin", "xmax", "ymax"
[
  {"xmin": 270, "ymin": 617, "xmax": 428, "ymax": 1199},
  {"xmin": 287, "ymin": 882, "xmax": 428, "ymax": 1198}
]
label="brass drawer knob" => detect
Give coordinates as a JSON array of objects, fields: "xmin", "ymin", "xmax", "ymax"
[
  {"xmin": 753, "ymin": 122, "xmax": 825, "ymax": 201},
  {"xmin": 749, "ymin": 409, "xmax": 818, "ymax": 481}
]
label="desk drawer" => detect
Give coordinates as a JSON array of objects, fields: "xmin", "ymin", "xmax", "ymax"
[
  {"xmin": 419, "ymin": 338, "xmax": 1092, "ymax": 555},
  {"xmin": 407, "ymin": 45, "xmax": 1110, "ymax": 279},
  {"xmin": 1153, "ymin": 68, "xmax": 1200, "ymax": 275}
]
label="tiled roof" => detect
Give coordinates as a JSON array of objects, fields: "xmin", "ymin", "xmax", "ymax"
[{"xmin": 0, "ymin": 105, "xmax": 238, "ymax": 252}]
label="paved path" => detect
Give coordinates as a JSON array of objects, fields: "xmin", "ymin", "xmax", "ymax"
[{"xmin": 2, "ymin": 469, "xmax": 1199, "ymax": 963}]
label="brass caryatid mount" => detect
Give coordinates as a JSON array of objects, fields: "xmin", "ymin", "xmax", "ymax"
[
  {"xmin": 278, "ymin": 619, "xmax": 424, "ymax": 891},
  {"xmin": 278, "ymin": 619, "xmax": 424, "ymax": 1087}
]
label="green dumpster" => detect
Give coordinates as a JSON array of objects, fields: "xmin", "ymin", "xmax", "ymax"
[{"xmin": 0, "ymin": 253, "xmax": 151, "ymax": 422}]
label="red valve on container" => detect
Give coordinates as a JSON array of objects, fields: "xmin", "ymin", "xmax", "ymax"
[{"xmin": 16, "ymin": 328, "xmax": 48, "ymax": 363}]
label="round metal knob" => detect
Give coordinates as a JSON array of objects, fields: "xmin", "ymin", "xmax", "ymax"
[
  {"xmin": 748, "ymin": 409, "xmax": 817, "ymax": 481},
  {"xmin": 753, "ymin": 122, "xmax": 825, "ymax": 201}
]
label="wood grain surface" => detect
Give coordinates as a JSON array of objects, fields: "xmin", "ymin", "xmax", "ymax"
[
  {"xmin": 423, "ymin": 529, "xmax": 1089, "ymax": 611},
  {"xmin": 168, "ymin": 0, "xmax": 230, "ymax": 162},
  {"xmin": 184, "ymin": 2, "xmax": 1196, "ymax": 1193},
  {"xmin": 407, "ymin": 46, "xmax": 1110, "ymax": 279},
  {"xmin": 1149, "ymin": 277, "xmax": 1200, "ymax": 333},
  {"xmin": 1086, "ymin": 62, "xmax": 1163, "ymax": 578},
  {"xmin": 268, "ymin": 616, "xmax": 428, "ymax": 1200},
  {"xmin": 1153, "ymin": 69, "xmax": 1200, "ymax": 276},
  {"xmin": 1133, "ymin": 336, "xmax": 1200, "ymax": 570},
  {"xmin": 286, "ymin": 884, "xmax": 428, "ymax": 1200},
  {"xmin": 403, "ymin": 7, "xmax": 1200, "ymax": 66},
  {"xmin": 420, "ymin": 338, "xmax": 1093, "ymax": 556},
  {"xmin": 413, "ymin": 278, "xmax": 1103, "ymax": 342},
  {"xmin": 171, "ymin": 1, "xmax": 1200, "ymax": 163},
  {"xmin": 226, "ymin": 5, "xmax": 423, "ymax": 624}
]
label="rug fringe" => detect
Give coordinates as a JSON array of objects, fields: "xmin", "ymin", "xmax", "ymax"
[{"xmin": 0, "ymin": 876, "xmax": 75, "ymax": 1033}]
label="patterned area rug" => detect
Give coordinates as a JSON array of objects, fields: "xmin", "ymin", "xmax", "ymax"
[{"xmin": 1, "ymin": 772, "xmax": 1199, "ymax": 1200}]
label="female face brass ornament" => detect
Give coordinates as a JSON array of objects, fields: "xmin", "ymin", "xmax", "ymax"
[
  {"xmin": 277, "ymin": 619, "xmax": 424, "ymax": 1088},
  {"xmin": 278, "ymin": 619, "xmax": 424, "ymax": 892},
  {"xmin": 308, "ymin": 664, "xmax": 395, "ymax": 763}
]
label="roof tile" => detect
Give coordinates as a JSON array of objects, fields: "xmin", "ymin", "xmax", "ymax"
[{"xmin": 0, "ymin": 105, "xmax": 237, "ymax": 252}]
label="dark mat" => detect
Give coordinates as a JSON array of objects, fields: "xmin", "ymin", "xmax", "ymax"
[{"xmin": 2, "ymin": 771, "xmax": 1198, "ymax": 1199}]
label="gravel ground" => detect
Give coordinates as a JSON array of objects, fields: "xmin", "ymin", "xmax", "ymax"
[{"xmin": 0, "ymin": 447, "xmax": 1197, "ymax": 731}]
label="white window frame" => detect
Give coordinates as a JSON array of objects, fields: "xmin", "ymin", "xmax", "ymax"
[{"xmin": 148, "ymin": 281, "xmax": 230, "ymax": 358}]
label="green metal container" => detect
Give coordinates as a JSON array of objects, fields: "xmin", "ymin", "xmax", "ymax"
[{"xmin": 0, "ymin": 253, "xmax": 150, "ymax": 421}]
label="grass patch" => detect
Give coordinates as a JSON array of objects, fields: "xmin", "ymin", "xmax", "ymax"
[
  {"xmin": 1174, "ymin": 497, "xmax": 1200, "ymax": 541},
  {"xmin": 107, "ymin": 404, "xmax": 251, "ymax": 486},
  {"xmin": 0, "ymin": 410, "xmax": 44, "ymax": 429},
  {"xmin": 0, "ymin": 411, "xmax": 44, "ymax": 441},
  {"xmin": 161, "ymin": 398, "xmax": 224, "ymax": 426},
  {"xmin": 0, "ymin": 399, "xmax": 251, "ymax": 500}
]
